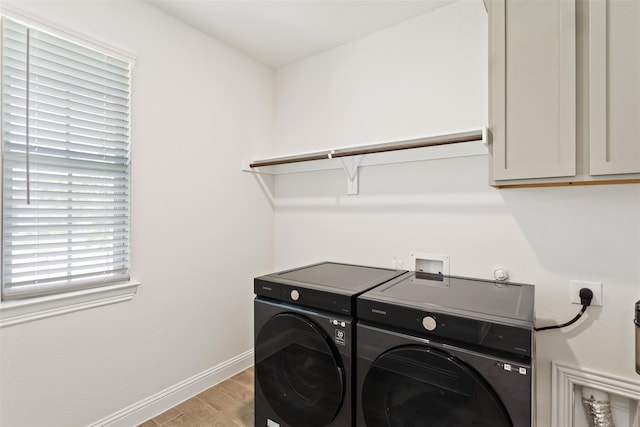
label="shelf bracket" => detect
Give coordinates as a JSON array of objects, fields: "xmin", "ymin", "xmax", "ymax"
[{"xmin": 338, "ymin": 155, "xmax": 362, "ymax": 195}]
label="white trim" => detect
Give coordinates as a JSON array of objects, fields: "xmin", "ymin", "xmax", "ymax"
[
  {"xmin": 0, "ymin": 3, "xmax": 136, "ymax": 63},
  {"xmin": 552, "ymin": 361, "xmax": 640, "ymax": 427},
  {"xmin": 0, "ymin": 281, "xmax": 141, "ymax": 328},
  {"xmin": 88, "ymin": 349, "xmax": 255, "ymax": 427}
]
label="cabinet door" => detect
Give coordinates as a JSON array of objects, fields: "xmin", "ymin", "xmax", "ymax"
[
  {"xmin": 490, "ymin": 0, "xmax": 576, "ymax": 181},
  {"xmin": 589, "ymin": 0, "xmax": 640, "ymax": 175}
]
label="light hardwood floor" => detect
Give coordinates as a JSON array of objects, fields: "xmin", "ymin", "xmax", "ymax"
[{"xmin": 138, "ymin": 366, "xmax": 254, "ymax": 427}]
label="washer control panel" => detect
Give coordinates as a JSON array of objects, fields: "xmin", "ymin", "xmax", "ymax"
[
  {"xmin": 422, "ymin": 316, "xmax": 437, "ymax": 331},
  {"xmin": 254, "ymin": 277, "xmax": 353, "ymax": 315}
]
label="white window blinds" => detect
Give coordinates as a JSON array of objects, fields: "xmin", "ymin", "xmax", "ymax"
[{"xmin": 1, "ymin": 18, "xmax": 132, "ymax": 300}]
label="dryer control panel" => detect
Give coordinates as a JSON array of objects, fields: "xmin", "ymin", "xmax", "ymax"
[{"xmin": 358, "ymin": 298, "xmax": 532, "ymax": 359}]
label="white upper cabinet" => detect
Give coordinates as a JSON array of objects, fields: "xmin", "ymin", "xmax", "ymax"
[
  {"xmin": 489, "ymin": 0, "xmax": 640, "ymax": 187},
  {"xmin": 489, "ymin": 0, "xmax": 576, "ymax": 182},
  {"xmin": 588, "ymin": 0, "xmax": 640, "ymax": 176}
]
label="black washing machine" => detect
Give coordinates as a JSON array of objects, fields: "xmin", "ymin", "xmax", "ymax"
[
  {"xmin": 356, "ymin": 272, "xmax": 535, "ymax": 427},
  {"xmin": 254, "ymin": 262, "xmax": 406, "ymax": 427}
]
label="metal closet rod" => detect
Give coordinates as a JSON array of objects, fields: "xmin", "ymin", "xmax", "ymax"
[{"xmin": 249, "ymin": 129, "xmax": 484, "ymax": 168}]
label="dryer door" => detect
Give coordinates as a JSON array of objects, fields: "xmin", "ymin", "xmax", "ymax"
[
  {"xmin": 362, "ymin": 346, "xmax": 513, "ymax": 427},
  {"xmin": 255, "ymin": 313, "xmax": 344, "ymax": 427}
]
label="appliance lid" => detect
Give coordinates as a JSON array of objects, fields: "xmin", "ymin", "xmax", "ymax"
[
  {"xmin": 269, "ymin": 261, "xmax": 405, "ymax": 294},
  {"xmin": 363, "ymin": 272, "xmax": 534, "ymax": 324}
]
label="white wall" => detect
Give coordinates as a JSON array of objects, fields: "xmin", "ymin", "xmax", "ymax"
[
  {"xmin": 0, "ymin": 1, "xmax": 274, "ymax": 426},
  {"xmin": 1, "ymin": 1, "xmax": 638, "ymax": 426},
  {"xmin": 273, "ymin": 1, "xmax": 640, "ymax": 426},
  {"xmin": 274, "ymin": 0, "xmax": 486, "ymax": 154}
]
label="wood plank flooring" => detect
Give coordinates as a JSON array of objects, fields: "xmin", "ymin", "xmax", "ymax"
[{"xmin": 138, "ymin": 366, "xmax": 254, "ymax": 427}]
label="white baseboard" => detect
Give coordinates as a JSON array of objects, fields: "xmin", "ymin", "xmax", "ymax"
[{"xmin": 88, "ymin": 349, "xmax": 254, "ymax": 427}]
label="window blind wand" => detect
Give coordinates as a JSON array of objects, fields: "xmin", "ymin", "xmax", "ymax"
[{"xmin": 25, "ymin": 28, "xmax": 31, "ymax": 205}]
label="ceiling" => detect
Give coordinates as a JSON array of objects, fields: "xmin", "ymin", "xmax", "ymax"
[{"xmin": 147, "ymin": 0, "xmax": 458, "ymax": 68}]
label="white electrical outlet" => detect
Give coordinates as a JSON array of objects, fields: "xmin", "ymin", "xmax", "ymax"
[{"xmin": 570, "ymin": 280, "xmax": 603, "ymax": 307}]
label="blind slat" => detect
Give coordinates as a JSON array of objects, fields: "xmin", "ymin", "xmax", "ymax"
[
  {"xmin": 30, "ymin": 63, "xmax": 129, "ymax": 102},
  {"xmin": 4, "ymin": 137, "xmax": 129, "ymax": 155},
  {"xmin": 33, "ymin": 28, "xmax": 129, "ymax": 71},
  {"xmin": 3, "ymin": 20, "xmax": 129, "ymax": 77},
  {"xmin": 3, "ymin": 101, "xmax": 129, "ymax": 135},
  {"xmin": 30, "ymin": 43, "xmax": 130, "ymax": 90},
  {"xmin": 3, "ymin": 95, "xmax": 129, "ymax": 129},
  {"xmin": 2, "ymin": 17, "xmax": 132, "ymax": 300},
  {"xmin": 4, "ymin": 246, "xmax": 129, "ymax": 263},
  {"xmin": 3, "ymin": 238, "xmax": 129, "ymax": 252},
  {"xmin": 4, "ymin": 138, "xmax": 130, "ymax": 163},
  {"xmin": 7, "ymin": 257, "xmax": 128, "ymax": 276},
  {"xmin": 4, "ymin": 181, "xmax": 130, "ymax": 194},
  {"xmin": 4, "ymin": 153, "xmax": 130, "ymax": 175},
  {"xmin": 3, "ymin": 76, "xmax": 130, "ymax": 116}
]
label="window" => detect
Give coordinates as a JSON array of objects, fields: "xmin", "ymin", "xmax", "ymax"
[{"xmin": 1, "ymin": 17, "xmax": 132, "ymax": 301}]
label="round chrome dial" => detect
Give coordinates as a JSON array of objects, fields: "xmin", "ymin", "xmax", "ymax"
[{"xmin": 422, "ymin": 316, "xmax": 437, "ymax": 331}]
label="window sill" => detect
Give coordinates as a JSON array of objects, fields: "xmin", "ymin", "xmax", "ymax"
[{"xmin": 0, "ymin": 280, "xmax": 141, "ymax": 328}]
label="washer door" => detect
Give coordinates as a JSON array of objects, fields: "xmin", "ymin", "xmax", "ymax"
[
  {"xmin": 255, "ymin": 313, "xmax": 344, "ymax": 427},
  {"xmin": 362, "ymin": 346, "xmax": 513, "ymax": 427}
]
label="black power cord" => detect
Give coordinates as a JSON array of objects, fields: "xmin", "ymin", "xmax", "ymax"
[{"xmin": 535, "ymin": 288, "xmax": 594, "ymax": 332}]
